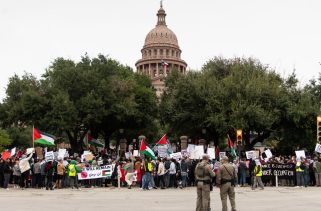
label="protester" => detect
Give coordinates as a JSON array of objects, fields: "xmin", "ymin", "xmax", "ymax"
[
  {"xmin": 157, "ymin": 157, "xmax": 166, "ymax": 189},
  {"xmin": 45, "ymin": 161, "xmax": 54, "ymax": 190},
  {"xmin": 142, "ymin": 157, "xmax": 152, "ymax": 190},
  {"xmin": 295, "ymin": 157, "xmax": 305, "ymax": 187},
  {"xmin": 315, "ymin": 158, "xmax": 321, "ymax": 186},
  {"xmin": 56, "ymin": 158, "xmax": 65, "ymax": 189},
  {"xmin": 68, "ymin": 160, "xmax": 79, "ymax": 190},
  {"xmin": 123, "ymin": 157, "xmax": 136, "ymax": 189},
  {"xmin": 12, "ymin": 159, "xmax": 21, "ymax": 188},
  {"xmin": 33, "ymin": 159, "xmax": 41, "ymax": 188},
  {"xmin": 19, "ymin": 151, "xmax": 34, "ymax": 189},
  {"xmin": 3, "ymin": 158, "xmax": 13, "ymax": 190},
  {"xmin": 180, "ymin": 157, "xmax": 188, "ymax": 188},
  {"xmin": 252, "ymin": 159, "xmax": 264, "ymax": 190}
]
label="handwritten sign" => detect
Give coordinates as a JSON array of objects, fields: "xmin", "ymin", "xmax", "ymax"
[
  {"xmin": 207, "ymin": 148, "xmax": 215, "ymax": 159},
  {"xmin": 45, "ymin": 151, "xmax": 54, "ymax": 162},
  {"xmin": 295, "ymin": 150, "xmax": 306, "ymax": 159},
  {"xmin": 315, "ymin": 144, "xmax": 321, "ymax": 154}
]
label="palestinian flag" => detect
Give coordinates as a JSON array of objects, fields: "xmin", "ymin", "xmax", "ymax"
[
  {"xmin": 85, "ymin": 133, "xmax": 104, "ymax": 148},
  {"xmin": 156, "ymin": 134, "xmax": 167, "ymax": 145},
  {"xmin": 140, "ymin": 140, "xmax": 156, "ymax": 160},
  {"xmin": 33, "ymin": 128, "xmax": 55, "ymax": 146},
  {"xmin": 228, "ymin": 135, "xmax": 237, "ymax": 158}
]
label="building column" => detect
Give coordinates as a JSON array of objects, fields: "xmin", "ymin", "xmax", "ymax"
[{"xmin": 156, "ymin": 63, "xmax": 159, "ymax": 77}]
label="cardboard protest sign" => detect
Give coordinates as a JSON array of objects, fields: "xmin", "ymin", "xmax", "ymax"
[
  {"xmin": 125, "ymin": 152, "xmax": 132, "ymax": 159},
  {"xmin": 181, "ymin": 150, "xmax": 189, "ymax": 158},
  {"xmin": 219, "ymin": 152, "xmax": 226, "ymax": 160},
  {"xmin": 187, "ymin": 144, "xmax": 196, "ymax": 154},
  {"xmin": 26, "ymin": 148, "xmax": 34, "ymax": 155},
  {"xmin": 207, "ymin": 148, "xmax": 215, "ymax": 159},
  {"xmin": 246, "ymin": 151, "xmax": 255, "ymax": 159},
  {"xmin": 11, "ymin": 147, "xmax": 16, "ymax": 157},
  {"xmin": 315, "ymin": 144, "xmax": 321, "ymax": 154},
  {"xmin": 133, "ymin": 150, "xmax": 139, "ymax": 157},
  {"xmin": 85, "ymin": 153, "xmax": 94, "ymax": 161},
  {"xmin": 170, "ymin": 152, "xmax": 182, "ymax": 160},
  {"xmin": 45, "ymin": 151, "xmax": 54, "ymax": 162},
  {"xmin": 193, "ymin": 145, "xmax": 204, "ymax": 159},
  {"xmin": 264, "ymin": 149, "xmax": 273, "ymax": 159},
  {"xmin": 58, "ymin": 149, "xmax": 66, "ymax": 159},
  {"xmin": 35, "ymin": 147, "xmax": 43, "ymax": 159},
  {"xmin": 157, "ymin": 145, "xmax": 168, "ymax": 158},
  {"xmin": 295, "ymin": 150, "xmax": 306, "ymax": 159}
]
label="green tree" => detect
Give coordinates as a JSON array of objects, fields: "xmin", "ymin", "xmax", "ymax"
[
  {"xmin": 1, "ymin": 55, "xmax": 158, "ymax": 152},
  {"xmin": 0, "ymin": 129, "xmax": 12, "ymax": 152}
]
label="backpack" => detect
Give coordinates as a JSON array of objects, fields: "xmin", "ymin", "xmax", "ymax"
[{"xmin": 195, "ymin": 163, "xmax": 206, "ymax": 178}]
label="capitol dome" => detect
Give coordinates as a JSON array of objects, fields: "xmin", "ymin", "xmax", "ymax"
[
  {"xmin": 144, "ymin": 25, "xmax": 179, "ymax": 48},
  {"xmin": 136, "ymin": 3, "xmax": 187, "ymax": 98}
]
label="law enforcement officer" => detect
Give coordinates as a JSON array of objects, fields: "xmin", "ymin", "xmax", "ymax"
[
  {"xmin": 216, "ymin": 156, "xmax": 237, "ymax": 211},
  {"xmin": 195, "ymin": 154, "xmax": 215, "ymax": 211}
]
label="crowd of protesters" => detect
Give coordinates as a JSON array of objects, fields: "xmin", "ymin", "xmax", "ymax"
[{"xmin": 1, "ymin": 148, "xmax": 321, "ymax": 191}]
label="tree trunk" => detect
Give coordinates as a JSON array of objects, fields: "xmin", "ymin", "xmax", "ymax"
[{"xmin": 103, "ymin": 130, "xmax": 113, "ymax": 150}]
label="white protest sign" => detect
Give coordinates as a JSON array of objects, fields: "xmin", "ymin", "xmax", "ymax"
[
  {"xmin": 83, "ymin": 151, "xmax": 91, "ymax": 155},
  {"xmin": 58, "ymin": 149, "xmax": 66, "ymax": 159},
  {"xmin": 246, "ymin": 151, "xmax": 255, "ymax": 159},
  {"xmin": 170, "ymin": 152, "xmax": 182, "ymax": 160},
  {"xmin": 133, "ymin": 150, "xmax": 139, "ymax": 157},
  {"xmin": 45, "ymin": 151, "xmax": 54, "ymax": 162},
  {"xmin": 193, "ymin": 145, "xmax": 204, "ymax": 159},
  {"xmin": 158, "ymin": 145, "xmax": 168, "ymax": 158},
  {"xmin": 187, "ymin": 144, "xmax": 196, "ymax": 154},
  {"xmin": 26, "ymin": 148, "xmax": 34, "ymax": 155},
  {"xmin": 125, "ymin": 152, "xmax": 132, "ymax": 159},
  {"xmin": 295, "ymin": 150, "xmax": 306, "ymax": 159},
  {"xmin": 264, "ymin": 149, "xmax": 273, "ymax": 159},
  {"xmin": 219, "ymin": 152, "xmax": 226, "ymax": 160},
  {"xmin": 207, "ymin": 148, "xmax": 215, "ymax": 159},
  {"xmin": 181, "ymin": 150, "xmax": 189, "ymax": 158},
  {"xmin": 78, "ymin": 165, "xmax": 113, "ymax": 180},
  {"xmin": 11, "ymin": 147, "xmax": 16, "ymax": 157},
  {"xmin": 315, "ymin": 144, "xmax": 321, "ymax": 154}
]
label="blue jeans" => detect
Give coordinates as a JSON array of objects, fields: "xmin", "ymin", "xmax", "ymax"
[
  {"xmin": 239, "ymin": 171, "xmax": 246, "ymax": 185},
  {"xmin": 142, "ymin": 172, "xmax": 151, "ymax": 189},
  {"xmin": 181, "ymin": 172, "xmax": 187, "ymax": 187}
]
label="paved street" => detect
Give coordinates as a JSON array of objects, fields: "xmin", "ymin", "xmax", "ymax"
[{"xmin": 0, "ymin": 187, "xmax": 320, "ymax": 211}]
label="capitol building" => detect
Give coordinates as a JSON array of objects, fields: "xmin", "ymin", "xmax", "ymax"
[{"xmin": 135, "ymin": 3, "xmax": 187, "ymax": 98}]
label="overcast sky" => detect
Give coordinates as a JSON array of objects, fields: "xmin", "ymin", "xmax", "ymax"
[{"xmin": 1, "ymin": 0, "xmax": 321, "ymax": 101}]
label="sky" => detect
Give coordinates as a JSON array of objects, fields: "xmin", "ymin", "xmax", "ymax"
[{"xmin": 1, "ymin": 0, "xmax": 321, "ymax": 101}]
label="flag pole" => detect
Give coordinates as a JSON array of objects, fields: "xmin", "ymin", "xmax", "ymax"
[{"xmin": 32, "ymin": 125, "xmax": 34, "ymax": 148}]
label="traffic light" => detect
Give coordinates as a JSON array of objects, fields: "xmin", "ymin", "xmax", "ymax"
[
  {"xmin": 236, "ymin": 129, "xmax": 243, "ymax": 145},
  {"xmin": 317, "ymin": 116, "xmax": 321, "ymax": 143}
]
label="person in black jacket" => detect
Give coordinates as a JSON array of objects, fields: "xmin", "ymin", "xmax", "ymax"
[
  {"xmin": 0, "ymin": 159, "xmax": 4, "ymax": 188},
  {"xmin": 3, "ymin": 158, "xmax": 13, "ymax": 189}
]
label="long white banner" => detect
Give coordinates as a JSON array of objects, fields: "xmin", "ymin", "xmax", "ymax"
[{"xmin": 78, "ymin": 165, "xmax": 113, "ymax": 180}]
